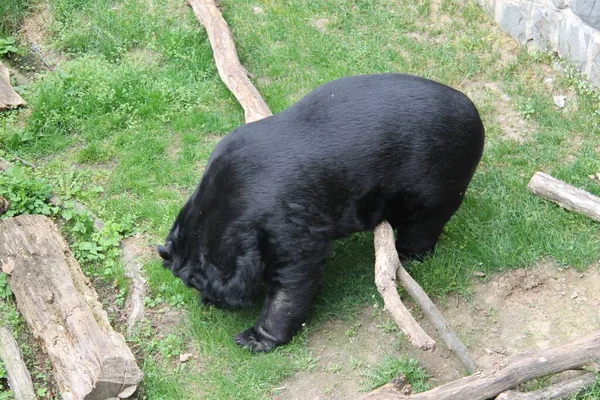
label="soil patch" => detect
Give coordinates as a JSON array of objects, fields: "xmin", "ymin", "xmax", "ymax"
[{"xmin": 274, "ymin": 262, "xmax": 600, "ymax": 399}]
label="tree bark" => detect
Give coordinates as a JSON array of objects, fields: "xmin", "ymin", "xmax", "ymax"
[
  {"xmin": 361, "ymin": 330, "xmax": 600, "ymax": 400},
  {"xmin": 0, "ymin": 63, "xmax": 26, "ymax": 111},
  {"xmin": 187, "ymin": 0, "xmax": 272, "ymax": 122},
  {"xmin": 495, "ymin": 372, "xmax": 597, "ymax": 399},
  {"xmin": 528, "ymin": 172, "xmax": 600, "ymax": 223},
  {"xmin": 374, "ymin": 222, "xmax": 436, "ymax": 350},
  {"xmin": 0, "ymin": 215, "xmax": 143, "ymax": 400},
  {"xmin": 0, "ymin": 327, "xmax": 36, "ymax": 400}
]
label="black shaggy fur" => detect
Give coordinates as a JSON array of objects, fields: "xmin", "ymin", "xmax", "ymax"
[{"xmin": 158, "ymin": 73, "xmax": 485, "ymax": 352}]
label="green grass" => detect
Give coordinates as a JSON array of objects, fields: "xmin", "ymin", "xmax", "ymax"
[
  {"xmin": 361, "ymin": 356, "xmax": 431, "ymax": 392},
  {"xmin": 1, "ymin": 0, "xmax": 599, "ymax": 398}
]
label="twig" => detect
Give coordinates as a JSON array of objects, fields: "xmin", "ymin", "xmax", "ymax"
[
  {"xmin": 495, "ymin": 372, "xmax": 598, "ymax": 399},
  {"xmin": 0, "ymin": 327, "xmax": 36, "ymax": 400},
  {"xmin": 374, "ymin": 222, "xmax": 436, "ymax": 350},
  {"xmin": 395, "ymin": 250, "xmax": 477, "ymax": 372},
  {"xmin": 120, "ymin": 236, "xmax": 148, "ymax": 336}
]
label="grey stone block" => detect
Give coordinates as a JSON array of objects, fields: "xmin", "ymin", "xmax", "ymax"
[
  {"xmin": 572, "ymin": 0, "xmax": 600, "ymax": 30},
  {"xmin": 552, "ymin": 0, "xmax": 569, "ymax": 10},
  {"xmin": 558, "ymin": 19, "xmax": 591, "ymax": 69},
  {"xmin": 499, "ymin": 1, "xmax": 529, "ymax": 42},
  {"xmin": 531, "ymin": 4, "xmax": 559, "ymax": 48}
]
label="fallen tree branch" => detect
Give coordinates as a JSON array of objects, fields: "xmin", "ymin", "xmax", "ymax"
[
  {"xmin": 120, "ymin": 236, "xmax": 148, "ymax": 337},
  {"xmin": 360, "ymin": 329, "xmax": 600, "ymax": 400},
  {"xmin": 187, "ymin": 0, "xmax": 272, "ymax": 122},
  {"xmin": 528, "ymin": 172, "xmax": 600, "ymax": 223},
  {"xmin": 0, "ymin": 327, "xmax": 36, "ymax": 400},
  {"xmin": 495, "ymin": 371, "xmax": 597, "ymax": 399},
  {"xmin": 0, "ymin": 215, "xmax": 143, "ymax": 399},
  {"xmin": 394, "ymin": 246, "xmax": 477, "ymax": 372},
  {"xmin": 374, "ymin": 222, "xmax": 436, "ymax": 350}
]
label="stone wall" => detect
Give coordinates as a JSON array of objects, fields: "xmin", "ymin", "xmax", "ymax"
[{"xmin": 476, "ymin": 0, "xmax": 600, "ymax": 87}]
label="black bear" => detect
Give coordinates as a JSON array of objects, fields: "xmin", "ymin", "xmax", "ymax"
[{"xmin": 158, "ymin": 73, "xmax": 485, "ymax": 352}]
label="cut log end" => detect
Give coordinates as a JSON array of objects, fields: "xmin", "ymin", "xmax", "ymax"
[{"xmin": 528, "ymin": 172, "xmax": 600, "ymax": 223}]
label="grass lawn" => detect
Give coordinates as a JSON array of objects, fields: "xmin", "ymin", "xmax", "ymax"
[{"xmin": 1, "ymin": 0, "xmax": 599, "ymax": 398}]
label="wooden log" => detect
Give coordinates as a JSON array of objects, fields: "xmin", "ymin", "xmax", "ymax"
[
  {"xmin": 0, "ymin": 215, "xmax": 143, "ymax": 400},
  {"xmin": 374, "ymin": 222, "xmax": 436, "ymax": 350},
  {"xmin": 187, "ymin": 0, "xmax": 272, "ymax": 122},
  {"xmin": 528, "ymin": 172, "xmax": 600, "ymax": 223},
  {"xmin": 0, "ymin": 327, "xmax": 36, "ymax": 400},
  {"xmin": 120, "ymin": 236, "xmax": 148, "ymax": 336},
  {"xmin": 0, "ymin": 63, "xmax": 26, "ymax": 111},
  {"xmin": 495, "ymin": 372, "xmax": 597, "ymax": 399},
  {"xmin": 361, "ymin": 329, "xmax": 600, "ymax": 400}
]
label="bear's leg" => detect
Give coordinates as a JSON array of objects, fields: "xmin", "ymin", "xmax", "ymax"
[{"xmin": 234, "ymin": 265, "xmax": 322, "ymax": 352}]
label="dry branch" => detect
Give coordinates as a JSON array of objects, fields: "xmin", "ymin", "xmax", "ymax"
[
  {"xmin": 0, "ymin": 327, "xmax": 36, "ymax": 400},
  {"xmin": 361, "ymin": 330, "xmax": 600, "ymax": 400},
  {"xmin": 495, "ymin": 372, "xmax": 597, "ymax": 399},
  {"xmin": 0, "ymin": 63, "xmax": 26, "ymax": 111},
  {"xmin": 374, "ymin": 222, "xmax": 436, "ymax": 350},
  {"xmin": 0, "ymin": 215, "xmax": 143, "ymax": 400},
  {"xmin": 187, "ymin": 0, "xmax": 272, "ymax": 122},
  {"xmin": 121, "ymin": 236, "xmax": 148, "ymax": 336},
  {"xmin": 528, "ymin": 172, "xmax": 600, "ymax": 223},
  {"xmin": 394, "ymin": 247, "xmax": 477, "ymax": 372}
]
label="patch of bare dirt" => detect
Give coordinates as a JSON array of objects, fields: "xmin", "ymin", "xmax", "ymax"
[
  {"xmin": 309, "ymin": 18, "xmax": 331, "ymax": 33},
  {"xmin": 443, "ymin": 262, "xmax": 600, "ymax": 370},
  {"xmin": 274, "ymin": 262, "xmax": 600, "ymax": 398},
  {"xmin": 462, "ymin": 80, "xmax": 533, "ymax": 143},
  {"xmin": 20, "ymin": 3, "xmax": 62, "ymax": 68}
]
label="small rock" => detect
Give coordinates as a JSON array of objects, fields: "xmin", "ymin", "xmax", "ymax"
[
  {"xmin": 179, "ymin": 353, "xmax": 194, "ymax": 363},
  {"xmin": 502, "ymin": 94, "xmax": 511, "ymax": 101},
  {"xmin": 473, "ymin": 271, "xmax": 486, "ymax": 277},
  {"xmin": 570, "ymin": 291, "xmax": 578, "ymax": 299},
  {"xmin": 252, "ymin": 5, "xmax": 264, "ymax": 14},
  {"xmin": 553, "ymin": 95, "xmax": 566, "ymax": 108},
  {"xmin": 484, "ymin": 348, "xmax": 494, "ymax": 354}
]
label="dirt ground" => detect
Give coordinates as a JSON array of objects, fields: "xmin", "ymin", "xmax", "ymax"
[{"xmin": 273, "ymin": 262, "xmax": 600, "ymax": 399}]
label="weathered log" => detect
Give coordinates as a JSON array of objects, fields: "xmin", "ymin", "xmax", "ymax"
[
  {"xmin": 187, "ymin": 0, "xmax": 272, "ymax": 122},
  {"xmin": 0, "ymin": 215, "xmax": 143, "ymax": 400},
  {"xmin": 361, "ymin": 329, "xmax": 600, "ymax": 400},
  {"xmin": 374, "ymin": 222, "xmax": 436, "ymax": 350},
  {"xmin": 0, "ymin": 63, "xmax": 26, "ymax": 111},
  {"xmin": 495, "ymin": 372, "xmax": 597, "ymax": 399},
  {"xmin": 528, "ymin": 172, "xmax": 600, "ymax": 223},
  {"xmin": 0, "ymin": 327, "xmax": 36, "ymax": 400},
  {"xmin": 120, "ymin": 236, "xmax": 148, "ymax": 336}
]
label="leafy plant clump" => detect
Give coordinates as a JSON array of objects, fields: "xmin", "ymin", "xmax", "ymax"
[
  {"xmin": 0, "ymin": 166, "xmax": 58, "ymax": 218},
  {"xmin": 0, "ymin": 36, "xmax": 18, "ymax": 56}
]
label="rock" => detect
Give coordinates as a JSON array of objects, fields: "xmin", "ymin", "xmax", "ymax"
[
  {"xmin": 572, "ymin": 0, "xmax": 600, "ymax": 30},
  {"xmin": 553, "ymin": 95, "xmax": 566, "ymax": 108}
]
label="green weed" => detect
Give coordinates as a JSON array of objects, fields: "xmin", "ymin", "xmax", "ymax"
[{"xmin": 361, "ymin": 356, "xmax": 431, "ymax": 392}]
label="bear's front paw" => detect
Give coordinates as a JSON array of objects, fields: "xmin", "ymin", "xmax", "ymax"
[{"xmin": 234, "ymin": 327, "xmax": 277, "ymax": 353}]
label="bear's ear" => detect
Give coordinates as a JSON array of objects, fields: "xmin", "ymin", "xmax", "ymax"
[{"xmin": 157, "ymin": 244, "xmax": 172, "ymax": 260}]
